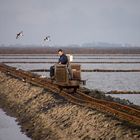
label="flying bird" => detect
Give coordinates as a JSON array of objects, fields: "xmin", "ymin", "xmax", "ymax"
[
  {"xmin": 44, "ymin": 36, "xmax": 50, "ymax": 42},
  {"xmin": 16, "ymin": 31, "xmax": 23, "ymax": 39}
]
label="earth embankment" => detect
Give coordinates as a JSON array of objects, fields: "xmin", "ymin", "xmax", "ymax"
[{"xmin": 0, "ymin": 72, "xmax": 140, "ymax": 140}]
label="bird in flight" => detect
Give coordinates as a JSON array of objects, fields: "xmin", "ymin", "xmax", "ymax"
[
  {"xmin": 16, "ymin": 31, "xmax": 23, "ymax": 39},
  {"xmin": 44, "ymin": 36, "xmax": 51, "ymax": 42}
]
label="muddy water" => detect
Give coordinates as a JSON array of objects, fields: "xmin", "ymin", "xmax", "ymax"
[{"xmin": 0, "ymin": 109, "xmax": 31, "ymax": 140}]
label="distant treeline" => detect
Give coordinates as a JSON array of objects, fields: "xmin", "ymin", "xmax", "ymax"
[{"xmin": 0, "ymin": 46, "xmax": 140, "ymax": 54}]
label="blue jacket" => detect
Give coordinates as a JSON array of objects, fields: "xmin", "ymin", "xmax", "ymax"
[{"xmin": 58, "ymin": 54, "xmax": 68, "ymax": 64}]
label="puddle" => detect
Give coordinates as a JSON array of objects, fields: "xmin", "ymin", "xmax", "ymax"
[{"xmin": 0, "ymin": 109, "xmax": 31, "ymax": 140}]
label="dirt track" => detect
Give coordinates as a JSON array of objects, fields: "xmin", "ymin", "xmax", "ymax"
[{"xmin": 0, "ymin": 72, "xmax": 140, "ymax": 140}]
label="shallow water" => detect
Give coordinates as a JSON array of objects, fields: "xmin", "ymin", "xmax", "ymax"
[
  {"xmin": 0, "ymin": 109, "xmax": 30, "ymax": 140},
  {"xmin": 0, "ymin": 54, "xmax": 140, "ymax": 106},
  {"xmin": 82, "ymin": 72, "xmax": 140, "ymax": 91},
  {"xmin": 5, "ymin": 63, "xmax": 140, "ymax": 71},
  {"xmin": 0, "ymin": 55, "xmax": 140, "ymax": 91},
  {"xmin": 109, "ymin": 94, "xmax": 140, "ymax": 106}
]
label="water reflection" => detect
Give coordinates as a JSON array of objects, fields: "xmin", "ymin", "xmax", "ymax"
[
  {"xmin": 0, "ymin": 109, "xmax": 30, "ymax": 140},
  {"xmin": 109, "ymin": 94, "xmax": 140, "ymax": 106}
]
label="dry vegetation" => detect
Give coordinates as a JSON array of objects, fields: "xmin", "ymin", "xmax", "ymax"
[{"xmin": 0, "ymin": 72, "xmax": 140, "ymax": 140}]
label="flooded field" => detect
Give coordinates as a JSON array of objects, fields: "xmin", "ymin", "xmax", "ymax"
[
  {"xmin": 0, "ymin": 54, "xmax": 140, "ymax": 105},
  {"xmin": 0, "ymin": 109, "xmax": 30, "ymax": 140}
]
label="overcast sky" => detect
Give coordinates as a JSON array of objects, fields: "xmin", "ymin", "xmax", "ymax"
[{"xmin": 0, "ymin": 0, "xmax": 140, "ymax": 46}]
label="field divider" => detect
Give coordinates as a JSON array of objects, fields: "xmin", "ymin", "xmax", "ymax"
[
  {"xmin": 1, "ymin": 63, "xmax": 140, "ymax": 126},
  {"xmin": 29, "ymin": 69, "xmax": 140, "ymax": 72},
  {"xmin": 2, "ymin": 61, "xmax": 140, "ymax": 64}
]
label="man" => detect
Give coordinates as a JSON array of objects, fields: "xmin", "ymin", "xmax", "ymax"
[{"xmin": 50, "ymin": 49, "xmax": 68, "ymax": 79}]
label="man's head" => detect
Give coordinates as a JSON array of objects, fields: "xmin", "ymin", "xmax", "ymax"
[{"xmin": 58, "ymin": 49, "xmax": 63, "ymax": 56}]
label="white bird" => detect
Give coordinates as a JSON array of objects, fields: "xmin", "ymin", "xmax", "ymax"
[
  {"xmin": 16, "ymin": 31, "xmax": 23, "ymax": 39},
  {"xmin": 44, "ymin": 36, "xmax": 50, "ymax": 42}
]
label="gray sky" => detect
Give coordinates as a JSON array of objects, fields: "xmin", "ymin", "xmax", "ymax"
[{"xmin": 0, "ymin": 0, "xmax": 140, "ymax": 46}]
